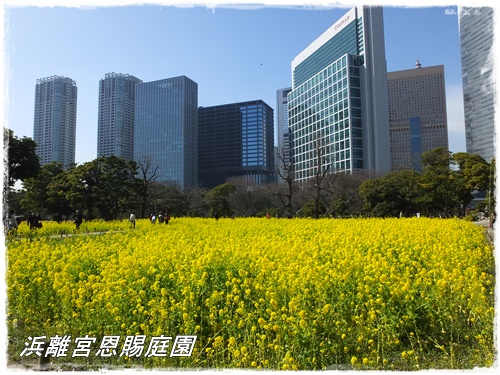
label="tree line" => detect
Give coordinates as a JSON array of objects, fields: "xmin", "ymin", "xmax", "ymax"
[{"xmin": 5, "ymin": 129, "xmax": 495, "ymax": 222}]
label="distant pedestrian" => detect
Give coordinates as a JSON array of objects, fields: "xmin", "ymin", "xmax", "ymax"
[
  {"xmin": 165, "ymin": 211, "xmax": 171, "ymax": 225},
  {"xmin": 214, "ymin": 211, "xmax": 219, "ymax": 221},
  {"xmin": 27, "ymin": 212, "xmax": 42, "ymax": 230},
  {"xmin": 74, "ymin": 210, "xmax": 83, "ymax": 230},
  {"xmin": 8, "ymin": 209, "xmax": 18, "ymax": 232},
  {"xmin": 129, "ymin": 212, "xmax": 136, "ymax": 228}
]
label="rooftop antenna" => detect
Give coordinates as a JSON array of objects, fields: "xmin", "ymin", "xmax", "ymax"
[{"xmin": 416, "ymin": 59, "xmax": 422, "ymax": 68}]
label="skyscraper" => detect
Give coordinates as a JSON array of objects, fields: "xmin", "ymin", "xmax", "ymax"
[
  {"xmin": 134, "ymin": 76, "xmax": 198, "ymax": 189},
  {"xmin": 459, "ymin": 7, "xmax": 495, "ymax": 162},
  {"xmin": 198, "ymin": 100, "xmax": 274, "ymax": 189},
  {"xmin": 288, "ymin": 6, "xmax": 390, "ymax": 183},
  {"xmin": 388, "ymin": 64, "xmax": 449, "ymax": 171},
  {"xmin": 276, "ymin": 87, "xmax": 292, "ymax": 183},
  {"xmin": 97, "ymin": 72, "xmax": 142, "ymax": 161},
  {"xmin": 33, "ymin": 75, "xmax": 77, "ymax": 169}
]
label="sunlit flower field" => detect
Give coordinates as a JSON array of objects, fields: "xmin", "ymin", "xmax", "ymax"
[{"xmin": 6, "ymin": 217, "xmax": 495, "ymax": 370}]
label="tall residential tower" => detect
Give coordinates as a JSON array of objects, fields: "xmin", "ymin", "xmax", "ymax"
[
  {"xmin": 33, "ymin": 75, "xmax": 77, "ymax": 169},
  {"xmin": 134, "ymin": 76, "xmax": 198, "ymax": 189},
  {"xmin": 97, "ymin": 73, "xmax": 142, "ymax": 160},
  {"xmin": 288, "ymin": 6, "xmax": 390, "ymax": 183},
  {"xmin": 459, "ymin": 7, "xmax": 495, "ymax": 162}
]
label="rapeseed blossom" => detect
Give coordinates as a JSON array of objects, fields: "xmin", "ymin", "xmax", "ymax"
[{"xmin": 6, "ymin": 217, "xmax": 495, "ymax": 370}]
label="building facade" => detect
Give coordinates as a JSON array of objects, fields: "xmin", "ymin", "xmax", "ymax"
[
  {"xmin": 198, "ymin": 100, "xmax": 275, "ymax": 189},
  {"xmin": 276, "ymin": 87, "xmax": 292, "ymax": 183},
  {"xmin": 459, "ymin": 7, "xmax": 495, "ymax": 162},
  {"xmin": 388, "ymin": 64, "xmax": 449, "ymax": 171},
  {"xmin": 288, "ymin": 6, "xmax": 390, "ymax": 183},
  {"xmin": 97, "ymin": 72, "xmax": 142, "ymax": 161},
  {"xmin": 33, "ymin": 75, "xmax": 77, "ymax": 169},
  {"xmin": 134, "ymin": 76, "xmax": 198, "ymax": 189}
]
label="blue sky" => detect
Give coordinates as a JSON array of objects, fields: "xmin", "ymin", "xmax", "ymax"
[{"xmin": 2, "ymin": 1, "xmax": 479, "ymax": 165}]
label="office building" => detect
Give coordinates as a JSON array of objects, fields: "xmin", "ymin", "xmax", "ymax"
[
  {"xmin": 276, "ymin": 87, "xmax": 292, "ymax": 183},
  {"xmin": 198, "ymin": 100, "xmax": 275, "ymax": 189},
  {"xmin": 97, "ymin": 72, "xmax": 142, "ymax": 160},
  {"xmin": 288, "ymin": 6, "xmax": 390, "ymax": 183},
  {"xmin": 459, "ymin": 7, "xmax": 495, "ymax": 162},
  {"xmin": 388, "ymin": 63, "xmax": 449, "ymax": 171},
  {"xmin": 134, "ymin": 76, "xmax": 198, "ymax": 189},
  {"xmin": 33, "ymin": 75, "xmax": 77, "ymax": 169}
]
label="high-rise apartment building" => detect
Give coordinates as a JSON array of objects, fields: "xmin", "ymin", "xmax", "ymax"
[
  {"xmin": 388, "ymin": 64, "xmax": 449, "ymax": 171},
  {"xmin": 134, "ymin": 76, "xmax": 198, "ymax": 189},
  {"xmin": 276, "ymin": 87, "xmax": 292, "ymax": 183},
  {"xmin": 459, "ymin": 7, "xmax": 495, "ymax": 162},
  {"xmin": 288, "ymin": 6, "xmax": 390, "ymax": 183},
  {"xmin": 97, "ymin": 72, "xmax": 142, "ymax": 160},
  {"xmin": 33, "ymin": 75, "xmax": 77, "ymax": 169},
  {"xmin": 198, "ymin": 100, "xmax": 275, "ymax": 189}
]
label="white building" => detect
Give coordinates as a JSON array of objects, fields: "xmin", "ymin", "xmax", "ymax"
[{"xmin": 288, "ymin": 6, "xmax": 390, "ymax": 183}]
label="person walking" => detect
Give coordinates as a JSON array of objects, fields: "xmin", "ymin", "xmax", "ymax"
[
  {"xmin": 27, "ymin": 212, "xmax": 41, "ymax": 230},
  {"xmin": 8, "ymin": 209, "xmax": 18, "ymax": 232},
  {"xmin": 165, "ymin": 211, "xmax": 171, "ymax": 225},
  {"xmin": 74, "ymin": 210, "xmax": 83, "ymax": 230},
  {"xmin": 129, "ymin": 212, "xmax": 136, "ymax": 229}
]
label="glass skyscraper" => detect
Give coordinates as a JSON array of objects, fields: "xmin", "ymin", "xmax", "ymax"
[
  {"xmin": 288, "ymin": 6, "xmax": 390, "ymax": 183},
  {"xmin": 97, "ymin": 72, "xmax": 142, "ymax": 161},
  {"xmin": 198, "ymin": 100, "xmax": 274, "ymax": 189},
  {"xmin": 459, "ymin": 7, "xmax": 495, "ymax": 162},
  {"xmin": 33, "ymin": 75, "xmax": 77, "ymax": 169},
  {"xmin": 388, "ymin": 64, "xmax": 449, "ymax": 171},
  {"xmin": 134, "ymin": 76, "xmax": 198, "ymax": 189}
]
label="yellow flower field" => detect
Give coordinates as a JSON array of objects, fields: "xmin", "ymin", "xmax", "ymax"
[{"xmin": 5, "ymin": 217, "xmax": 496, "ymax": 370}]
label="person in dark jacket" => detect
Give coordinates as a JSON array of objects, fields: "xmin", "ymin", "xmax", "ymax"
[
  {"xmin": 27, "ymin": 212, "xmax": 42, "ymax": 230},
  {"xmin": 74, "ymin": 210, "xmax": 83, "ymax": 230}
]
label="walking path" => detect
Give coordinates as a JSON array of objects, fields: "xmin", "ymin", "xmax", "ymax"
[{"xmin": 473, "ymin": 218, "xmax": 495, "ymax": 244}]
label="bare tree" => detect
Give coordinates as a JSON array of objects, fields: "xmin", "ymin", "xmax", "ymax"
[
  {"xmin": 275, "ymin": 147, "xmax": 295, "ymax": 218},
  {"xmin": 311, "ymin": 135, "xmax": 331, "ymax": 219},
  {"xmin": 137, "ymin": 157, "xmax": 159, "ymax": 218}
]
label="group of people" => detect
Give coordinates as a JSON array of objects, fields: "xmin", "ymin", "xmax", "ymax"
[
  {"xmin": 5, "ymin": 210, "xmax": 43, "ymax": 232},
  {"xmin": 6, "ymin": 208, "xmax": 177, "ymax": 233},
  {"xmin": 127, "ymin": 211, "xmax": 171, "ymax": 228},
  {"xmin": 149, "ymin": 212, "xmax": 171, "ymax": 225}
]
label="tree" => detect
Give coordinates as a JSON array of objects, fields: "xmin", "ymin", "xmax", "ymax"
[
  {"xmin": 359, "ymin": 170, "xmax": 421, "ymax": 217},
  {"xmin": 419, "ymin": 148, "xmax": 462, "ymax": 216},
  {"xmin": 136, "ymin": 157, "xmax": 159, "ymax": 218},
  {"xmin": 327, "ymin": 172, "xmax": 368, "ymax": 217},
  {"xmin": 185, "ymin": 186, "xmax": 210, "ymax": 217},
  {"xmin": 311, "ymin": 136, "xmax": 331, "ymax": 219},
  {"xmin": 226, "ymin": 177, "xmax": 274, "ymax": 217},
  {"xmin": 6, "ymin": 129, "xmax": 40, "ymax": 187},
  {"xmin": 48, "ymin": 156, "xmax": 139, "ymax": 221},
  {"xmin": 205, "ymin": 183, "xmax": 236, "ymax": 218},
  {"xmin": 21, "ymin": 161, "xmax": 71, "ymax": 221},
  {"xmin": 453, "ymin": 152, "xmax": 490, "ymax": 191},
  {"xmin": 147, "ymin": 183, "xmax": 189, "ymax": 217},
  {"xmin": 275, "ymin": 147, "xmax": 295, "ymax": 218}
]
